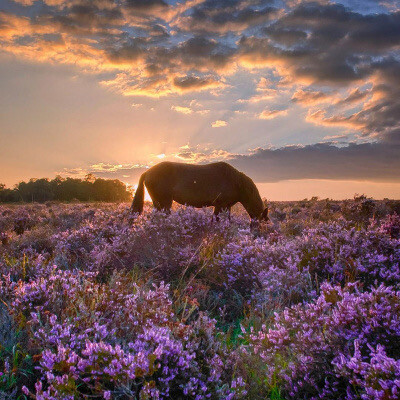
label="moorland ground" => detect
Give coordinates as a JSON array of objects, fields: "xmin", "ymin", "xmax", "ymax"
[{"xmin": 0, "ymin": 197, "xmax": 400, "ymax": 399}]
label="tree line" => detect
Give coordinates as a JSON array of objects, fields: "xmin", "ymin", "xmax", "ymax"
[{"xmin": 0, "ymin": 175, "xmax": 133, "ymax": 203}]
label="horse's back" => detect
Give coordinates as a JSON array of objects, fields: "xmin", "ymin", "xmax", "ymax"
[{"xmin": 146, "ymin": 161, "xmax": 238, "ymax": 181}]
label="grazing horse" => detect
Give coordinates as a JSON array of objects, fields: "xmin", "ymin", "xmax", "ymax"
[{"xmin": 130, "ymin": 161, "xmax": 269, "ymax": 223}]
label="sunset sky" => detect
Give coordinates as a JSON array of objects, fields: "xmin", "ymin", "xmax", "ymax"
[{"xmin": 1, "ymin": 0, "xmax": 400, "ymax": 199}]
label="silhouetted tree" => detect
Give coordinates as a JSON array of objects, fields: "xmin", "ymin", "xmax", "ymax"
[
  {"xmin": 0, "ymin": 176, "xmax": 132, "ymax": 203},
  {"xmin": 0, "ymin": 184, "xmax": 19, "ymax": 202}
]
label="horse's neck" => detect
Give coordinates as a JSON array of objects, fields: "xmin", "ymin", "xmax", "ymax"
[
  {"xmin": 242, "ymin": 197, "xmax": 263, "ymax": 219},
  {"xmin": 240, "ymin": 178, "xmax": 263, "ymax": 219}
]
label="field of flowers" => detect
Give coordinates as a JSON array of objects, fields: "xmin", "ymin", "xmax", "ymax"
[{"xmin": 1, "ymin": 196, "xmax": 400, "ymax": 400}]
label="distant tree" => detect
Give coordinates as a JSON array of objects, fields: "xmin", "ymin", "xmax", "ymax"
[
  {"xmin": 92, "ymin": 178, "xmax": 131, "ymax": 202},
  {"xmin": 0, "ymin": 184, "xmax": 14, "ymax": 202},
  {"xmin": 0, "ymin": 176, "xmax": 132, "ymax": 203},
  {"xmin": 16, "ymin": 178, "xmax": 54, "ymax": 202},
  {"xmin": 85, "ymin": 173, "xmax": 96, "ymax": 183}
]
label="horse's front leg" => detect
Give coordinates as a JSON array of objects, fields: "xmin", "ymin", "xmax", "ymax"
[{"xmin": 212, "ymin": 206, "xmax": 221, "ymax": 222}]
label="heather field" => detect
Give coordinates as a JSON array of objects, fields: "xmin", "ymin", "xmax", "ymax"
[{"xmin": 1, "ymin": 198, "xmax": 400, "ymax": 400}]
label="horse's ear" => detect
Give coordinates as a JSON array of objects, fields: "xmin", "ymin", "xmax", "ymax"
[{"xmin": 261, "ymin": 207, "xmax": 269, "ymax": 221}]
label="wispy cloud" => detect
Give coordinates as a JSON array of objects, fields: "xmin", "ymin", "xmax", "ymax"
[
  {"xmin": 259, "ymin": 109, "xmax": 288, "ymax": 120},
  {"xmin": 171, "ymin": 104, "xmax": 210, "ymax": 115},
  {"xmin": 291, "ymin": 90, "xmax": 337, "ymax": 106},
  {"xmin": 173, "ymin": 144, "xmax": 233, "ymax": 163},
  {"xmin": 171, "ymin": 105, "xmax": 193, "ymax": 114},
  {"xmin": 211, "ymin": 120, "xmax": 227, "ymax": 128}
]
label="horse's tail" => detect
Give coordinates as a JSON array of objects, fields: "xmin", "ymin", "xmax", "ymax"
[{"xmin": 130, "ymin": 173, "xmax": 146, "ymax": 214}]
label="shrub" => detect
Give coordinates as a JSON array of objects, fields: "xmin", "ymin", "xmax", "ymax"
[{"xmin": 246, "ymin": 283, "xmax": 400, "ymax": 400}]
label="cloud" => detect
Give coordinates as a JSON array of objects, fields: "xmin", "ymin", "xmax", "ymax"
[
  {"xmin": 174, "ymin": 36, "xmax": 235, "ymax": 71},
  {"xmin": 173, "ymin": 75, "xmax": 225, "ymax": 92},
  {"xmin": 259, "ymin": 109, "xmax": 288, "ymax": 120},
  {"xmin": 90, "ymin": 162, "xmax": 143, "ymax": 173},
  {"xmin": 237, "ymin": 1, "xmax": 400, "ymax": 143},
  {"xmin": 230, "ymin": 142, "xmax": 400, "ymax": 183},
  {"xmin": 211, "ymin": 120, "xmax": 227, "ymax": 127},
  {"xmin": 291, "ymin": 89, "xmax": 336, "ymax": 105},
  {"xmin": 171, "ymin": 104, "xmax": 209, "ymax": 115},
  {"xmin": 237, "ymin": 5, "xmax": 400, "ymax": 91},
  {"xmin": 322, "ymin": 134, "xmax": 349, "ymax": 141},
  {"xmin": 4, "ymin": 0, "xmax": 396, "ymax": 187},
  {"xmin": 306, "ymin": 109, "xmax": 363, "ymax": 131},
  {"xmin": 1, "ymin": 0, "xmax": 400, "ymax": 145},
  {"xmin": 173, "ymin": 144, "xmax": 233, "ymax": 163},
  {"xmin": 63, "ymin": 141, "xmax": 400, "ymax": 184},
  {"xmin": 62, "ymin": 162, "xmax": 149, "ymax": 182},
  {"xmin": 65, "ymin": 144, "xmax": 234, "ymax": 182},
  {"xmin": 171, "ymin": 105, "xmax": 193, "ymax": 114},
  {"xmin": 173, "ymin": 0, "xmax": 279, "ymax": 34},
  {"xmin": 126, "ymin": 0, "xmax": 168, "ymax": 11}
]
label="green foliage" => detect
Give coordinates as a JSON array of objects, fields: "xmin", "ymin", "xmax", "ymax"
[
  {"xmin": 0, "ymin": 307, "xmax": 34, "ymax": 399},
  {"xmin": 0, "ymin": 344, "xmax": 33, "ymax": 393}
]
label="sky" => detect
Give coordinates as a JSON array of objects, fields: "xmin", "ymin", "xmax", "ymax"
[{"xmin": 1, "ymin": 0, "xmax": 400, "ymax": 200}]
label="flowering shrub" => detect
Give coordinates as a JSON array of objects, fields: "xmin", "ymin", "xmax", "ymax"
[
  {"xmin": 91, "ymin": 207, "xmax": 240, "ymax": 281},
  {"xmin": 0, "ymin": 199, "xmax": 399, "ymax": 399},
  {"xmin": 334, "ymin": 343, "xmax": 400, "ymax": 400},
  {"xmin": 295, "ymin": 221, "xmax": 400, "ymax": 288},
  {"xmin": 379, "ymin": 213, "xmax": 400, "ymax": 239},
  {"xmin": 247, "ymin": 283, "xmax": 400, "ymax": 399},
  {"xmin": 5, "ymin": 264, "xmax": 243, "ymax": 399}
]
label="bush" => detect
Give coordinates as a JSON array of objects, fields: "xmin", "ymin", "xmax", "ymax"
[
  {"xmin": 0, "ymin": 200, "xmax": 399, "ymax": 399},
  {"xmin": 246, "ymin": 283, "xmax": 400, "ymax": 400}
]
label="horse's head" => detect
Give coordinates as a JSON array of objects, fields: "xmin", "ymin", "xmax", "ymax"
[{"xmin": 250, "ymin": 207, "xmax": 270, "ymax": 231}]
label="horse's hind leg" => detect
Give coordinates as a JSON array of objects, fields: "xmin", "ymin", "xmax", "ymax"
[
  {"xmin": 145, "ymin": 177, "xmax": 173, "ymax": 213},
  {"xmin": 148, "ymin": 190, "xmax": 173, "ymax": 213}
]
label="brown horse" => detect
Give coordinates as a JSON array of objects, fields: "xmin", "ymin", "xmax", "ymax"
[{"xmin": 130, "ymin": 161, "xmax": 269, "ymax": 223}]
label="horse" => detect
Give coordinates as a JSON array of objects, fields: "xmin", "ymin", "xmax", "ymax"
[{"xmin": 130, "ymin": 161, "xmax": 269, "ymax": 224}]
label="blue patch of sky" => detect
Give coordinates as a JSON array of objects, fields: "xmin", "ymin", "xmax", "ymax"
[
  {"xmin": 0, "ymin": 0, "xmax": 53, "ymax": 17},
  {"xmin": 332, "ymin": 0, "xmax": 396, "ymax": 15}
]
